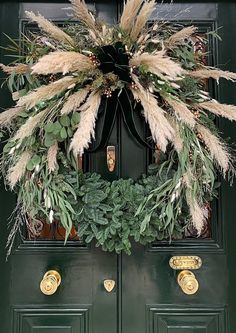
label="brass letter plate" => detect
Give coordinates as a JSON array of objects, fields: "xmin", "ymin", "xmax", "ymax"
[{"xmin": 169, "ymin": 256, "xmax": 202, "ymax": 270}]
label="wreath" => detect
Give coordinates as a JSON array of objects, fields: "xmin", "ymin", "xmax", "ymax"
[{"xmin": 1, "ymin": 0, "xmax": 236, "ymax": 256}]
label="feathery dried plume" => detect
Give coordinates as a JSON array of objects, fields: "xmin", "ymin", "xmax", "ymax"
[
  {"xmin": 188, "ymin": 68, "xmax": 236, "ymax": 82},
  {"xmin": 17, "ymin": 76, "xmax": 77, "ymax": 109},
  {"xmin": 130, "ymin": 51, "xmax": 184, "ymax": 79},
  {"xmin": 130, "ymin": 0, "xmax": 156, "ymax": 40},
  {"xmin": 69, "ymin": 91, "xmax": 101, "ymax": 156},
  {"xmin": 187, "ymin": 195, "xmax": 205, "ymax": 235},
  {"xmin": 32, "ymin": 51, "xmax": 93, "ymax": 75},
  {"xmin": 184, "ymin": 174, "xmax": 204, "ymax": 235},
  {"xmin": 25, "ymin": 11, "xmax": 74, "ymax": 45},
  {"xmin": 7, "ymin": 150, "xmax": 32, "ymax": 189},
  {"xmin": 167, "ymin": 116, "xmax": 183, "ymax": 153},
  {"xmin": 198, "ymin": 100, "xmax": 236, "ymax": 121},
  {"xmin": 0, "ymin": 106, "xmax": 24, "ymax": 127},
  {"xmin": 164, "ymin": 96, "xmax": 195, "ymax": 127},
  {"xmin": 12, "ymin": 109, "xmax": 48, "ymax": 142},
  {"xmin": 47, "ymin": 142, "xmax": 59, "ymax": 173},
  {"xmin": 165, "ymin": 26, "xmax": 197, "ymax": 48},
  {"xmin": 197, "ymin": 124, "xmax": 231, "ymax": 175},
  {"xmin": 70, "ymin": 0, "xmax": 98, "ymax": 35},
  {"xmin": 61, "ymin": 88, "xmax": 90, "ymax": 114},
  {"xmin": 120, "ymin": 0, "xmax": 144, "ymax": 32},
  {"xmin": 0, "ymin": 63, "xmax": 29, "ymax": 75},
  {"xmin": 131, "ymin": 78, "xmax": 174, "ymax": 151}
]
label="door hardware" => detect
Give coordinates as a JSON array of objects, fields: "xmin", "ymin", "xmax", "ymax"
[
  {"xmin": 177, "ymin": 270, "xmax": 199, "ymax": 295},
  {"xmin": 170, "ymin": 256, "xmax": 202, "ymax": 295},
  {"xmin": 40, "ymin": 270, "xmax": 61, "ymax": 296},
  {"xmin": 104, "ymin": 279, "xmax": 116, "ymax": 292},
  {"xmin": 169, "ymin": 256, "xmax": 202, "ymax": 270},
  {"xmin": 107, "ymin": 146, "xmax": 116, "ymax": 172}
]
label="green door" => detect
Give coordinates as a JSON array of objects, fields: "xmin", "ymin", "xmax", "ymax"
[
  {"xmin": 121, "ymin": 2, "xmax": 236, "ymax": 333},
  {"xmin": 0, "ymin": 3, "xmax": 118, "ymax": 333},
  {"xmin": 0, "ymin": 1, "xmax": 236, "ymax": 333}
]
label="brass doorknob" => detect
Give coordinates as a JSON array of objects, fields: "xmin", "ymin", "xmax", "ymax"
[
  {"xmin": 40, "ymin": 270, "xmax": 61, "ymax": 295},
  {"xmin": 177, "ymin": 270, "xmax": 199, "ymax": 295}
]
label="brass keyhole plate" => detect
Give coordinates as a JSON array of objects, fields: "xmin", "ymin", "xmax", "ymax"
[{"xmin": 104, "ymin": 279, "xmax": 116, "ymax": 292}]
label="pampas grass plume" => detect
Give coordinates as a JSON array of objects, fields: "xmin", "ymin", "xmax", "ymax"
[
  {"xmin": 47, "ymin": 142, "xmax": 59, "ymax": 173},
  {"xmin": 61, "ymin": 88, "xmax": 90, "ymax": 114},
  {"xmin": 130, "ymin": 51, "xmax": 184, "ymax": 79},
  {"xmin": 18, "ymin": 76, "xmax": 77, "ymax": 109},
  {"xmin": 130, "ymin": 0, "xmax": 156, "ymax": 40},
  {"xmin": 120, "ymin": 0, "xmax": 144, "ymax": 32},
  {"xmin": 25, "ymin": 11, "xmax": 74, "ymax": 45},
  {"xmin": 7, "ymin": 150, "xmax": 32, "ymax": 189},
  {"xmin": 199, "ymin": 100, "xmax": 236, "ymax": 121},
  {"xmin": 12, "ymin": 109, "xmax": 48, "ymax": 142},
  {"xmin": 165, "ymin": 96, "xmax": 195, "ymax": 127},
  {"xmin": 0, "ymin": 107, "xmax": 24, "ymax": 127},
  {"xmin": 197, "ymin": 124, "xmax": 231, "ymax": 175},
  {"xmin": 32, "ymin": 51, "xmax": 93, "ymax": 75},
  {"xmin": 188, "ymin": 68, "xmax": 236, "ymax": 82},
  {"xmin": 166, "ymin": 26, "xmax": 197, "ymax": 48},
  {"xmin": 69, "ymin": 91, "xmax": 101, "ymax": 156}
]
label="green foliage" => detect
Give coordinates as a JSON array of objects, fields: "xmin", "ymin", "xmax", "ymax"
[{"xmin": 0, "ymin": 13, "xmax": 225, "ymax": 257}]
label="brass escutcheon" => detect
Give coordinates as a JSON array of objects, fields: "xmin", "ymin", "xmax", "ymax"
[
  {"xmin": 40, "ymin": 270, "xmax": 61, "ymax": 296},
  {"xmin": 169, "ymin": 256, "xmax": 202, "ymax": 270},
  {"xmin": 104, "ymin": 279, "xmax": 116, "ymax": 292},
  {"xmin": 177, "ymin": 270, "xmax": 199, "ymax": 295},
  {"xmin": 107, "ymin": 146, "xmax": 116, "ymax": 172}
]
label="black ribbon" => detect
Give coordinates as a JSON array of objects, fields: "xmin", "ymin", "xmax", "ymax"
[
  {"xmin": 89, "ymin": 88, "xmax": 153, "ymax": 152},
  {"xmin": 88, "ymin": 42, "xmax": 154, "ymax": 152}
]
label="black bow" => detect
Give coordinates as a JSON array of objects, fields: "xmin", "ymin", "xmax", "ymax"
[{"xmin": 88, "ymin": 42, "xmax": 154, "ymax": 152}]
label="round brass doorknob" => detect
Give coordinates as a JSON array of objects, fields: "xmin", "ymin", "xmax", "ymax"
[
  {"xmin": 40, "ymin": 270, "xmax": 61, "ymax": 296},
  {"xmin": 177, "ymin": 270, "xmax": 199, "ymax": 295}
]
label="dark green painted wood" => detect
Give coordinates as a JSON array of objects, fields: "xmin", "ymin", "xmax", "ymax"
[
  {"xmin": 120, "ymin": 2, "xmax": 236, "ymax": 333},
  {"xmin": 0, "ymin": 2, "xmax": 118, "ymax": 333},
  {"xmin": 0, "ymin": 1, "xmax": 236, "ymax": 333},
  {"xmin": 0, "ymin": 3, "xmax": 20, "ymax": 332}
]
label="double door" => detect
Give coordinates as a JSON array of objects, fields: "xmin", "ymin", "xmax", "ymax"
[{"xmin": 0, "ymin": 1, "xmax": 236, "ymax": 332}]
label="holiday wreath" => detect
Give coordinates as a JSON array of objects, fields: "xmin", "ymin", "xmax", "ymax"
[{"xmin": 1, "ymin": 0, "xmax": 236, "ymax": 255}]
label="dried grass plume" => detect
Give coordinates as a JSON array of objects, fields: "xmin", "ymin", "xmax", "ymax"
[
  {"xmin": 47, "ymin": 142, "xmax": 59, "ymax": 173},
  {"xmin": 70, "ymin": 0, "xmax": 98, "ymax": 35},
  {"xmin": 7, "ymin": 150, "xmax": 32, "ymax": 189},
  {"xmin": 188, "ymin": 68, "xmax": 236, "ymax": 82},
  {"xmin": 0, "ymin": 63, "xmax": 29, "ymax": 74},
  {"xmin": 12, "ymin": 109, "xmax": 48, "ymax": 142},
  {"xmin": 120, "ymin": 0, "xmax": 144, "ymax": 32},
  {"xmin": 70, "ymin": 91, "xmax": 101, "ymax": 156},
  {"xmin": 17, "ymin": 76, "xmax": 77, "ymax": 109},
  {"xmin": 25, "ymin": 11, "xmax": 74, "ymax": 45},
  {"xmin": 130, "ymin": 51, "xmax": 184, "ymax": 79},
  {"xmin": 131, "ymin": 78, "xmax": 174, "ymax": 152},
  {"xmin": 0, "ymin": 107, "xmax": 24, "ymax": 128},
  {"xmin": 165, "ymin": 26, "xmax": 197, "ymax": 48},
  {"xmin": 130, "ymin": 0, "xmax": 156, "ymax": 40},
  {"xmin": 32, "ymin": 51, "xmax": 93, "ymax": 75},
  {"xmin": 61, "ymin": 88, "xmax": 90, "ymax": 114},
  {"xmin": 197, "ymin": 124, "xmax": 231, "ymax": 175},
  {"xmin": 165, "ymin": 96, "xmax": 195, "ymax": 127},
  {"xmin": 167, "ymin": 116, "xmax": 183, "ymax": 153},
  {"xmin": 198, "ymin": 100, "xmax": 236, "ymax": 121}
]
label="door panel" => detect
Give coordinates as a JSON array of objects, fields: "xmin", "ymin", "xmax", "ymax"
[
  {"xmin": 11, "ymin": 248, "xmax": 117, "ymax": 333},
  {"xmin": 0, "ymin": 2, "xmax": 118, "ymax": 333},
  {"xmin": 121, "ymin": 2, "xmax": 236, "ymax": 333},
  {"xmin": 0, "ymin": 1, "xmax": 236, "ymax": 333}
]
